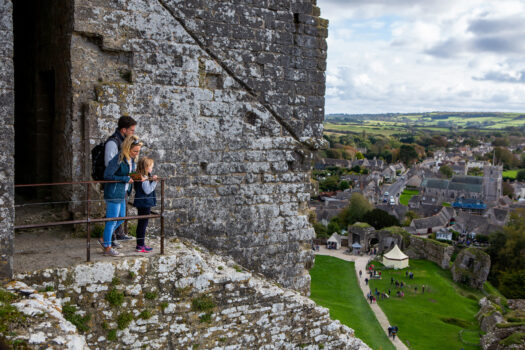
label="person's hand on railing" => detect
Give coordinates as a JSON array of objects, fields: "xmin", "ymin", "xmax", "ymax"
[{"xmin": 151, "ymin": 175, "xmax": 158, "ymax": 182}]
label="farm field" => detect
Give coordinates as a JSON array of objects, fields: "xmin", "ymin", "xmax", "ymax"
[
  {"xmin": 399, "ymin": 189, "xmax": 419, "ymax": 206},
  {"xmin": 324, "ymin": 112, "xmax": 525, "ymax": 134},
  {"xmin": 310, "ymin": 255, "xmax": 395, "ymax": 350},
  {"xmin": 368, "ymin": 259, "xmax": 482, "ymax": 350},
  {"xmin": 324, "ymin": 122, "xmax": 408, "ymax": 136}
]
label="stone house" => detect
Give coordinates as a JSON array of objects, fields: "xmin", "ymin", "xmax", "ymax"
[
  {"xmin": 406, "ymin": 174, "xmax": 422, "ymax": 188},
  {"xmin": 410, "ymin": 207, "xmax": 455, "ymax": 234},
  {"xmin": 435, "ymin": 228, "xmax": 453, "ymax": 241}
]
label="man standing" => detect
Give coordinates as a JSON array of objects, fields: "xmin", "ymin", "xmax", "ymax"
[{"xmin": 104, "ymin": 116, "xmax": 137, "ymax": 245}]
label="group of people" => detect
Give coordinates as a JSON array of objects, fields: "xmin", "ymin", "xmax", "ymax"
[
  {"xmin": 98, "ymin": 116, "xmax": 158, "ymax": 257},
  {"xmin": 388, "ymin": 325, "xmax": 399, "ymax": 340}
]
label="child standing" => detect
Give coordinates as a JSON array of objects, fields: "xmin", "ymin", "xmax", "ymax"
[{"xmin": 133, "ymin": 157, "xmax": 157, "ymax": 253}]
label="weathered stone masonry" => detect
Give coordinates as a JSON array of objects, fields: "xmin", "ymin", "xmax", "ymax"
[
  {"xmin": 0, "ymin": 0, "xmax": 14, "ymax": 280},
  {"xmin": 5, "ymin": 241, "xmax": 369, "ymax": 349},
  {"xmin": 1, "ymin": 0, "xmax": 328, "ymax": 294}
]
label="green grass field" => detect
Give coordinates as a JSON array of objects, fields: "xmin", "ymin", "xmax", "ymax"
[
  {"xmin": 324, "ymin": 122, "xmax": 407, "ymax": 136},
  {"xmin": 310, "ymin": 255, "xmax": 395, "ymax": 350},
  {"xmin": 368, "ymin": 260, "xmax": 482, "ymax": 350},
  {"xmin": 502, "ymin": 169, "xmax": 524, "ymax": 179},
  {"xmin": 399, "ymin": 189, "xmax": 419, "ymax": 206}
]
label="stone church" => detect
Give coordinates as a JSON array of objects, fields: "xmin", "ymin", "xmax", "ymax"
[
  {"xmin": 420, "ymin": 164, "xmax": 503, "ymax": 205},
  {"xmin": 0, "ymin": 0, "xmax": 328, "ymax": 294}
]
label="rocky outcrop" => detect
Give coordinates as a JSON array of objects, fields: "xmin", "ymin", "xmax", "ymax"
[
  {"xmin": 477, "ymin": 297, "xmax": 525, "ymax": 350},
  {"xmin": 2, "ymin": 239, "xmax": 369, "ymax": 350},
  {"xmin": 405, "ymin": 236, "xmax": 454, "ymax": 269},
  {"xmin": 451, "ymin": 247, "xmax": 491, "ymax": 289}
]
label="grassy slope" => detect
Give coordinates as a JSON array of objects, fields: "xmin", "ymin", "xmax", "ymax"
[
  {"xmin": 399, "ymin": 189, "xmax": 419, "ymax": 206},
  {"xmin": 310, "ymin": 255, "xmax": 395, "ymax": 350},
  {"xmin": 368, "ymin": 260, "xmax": 482, "ymax": 350}
]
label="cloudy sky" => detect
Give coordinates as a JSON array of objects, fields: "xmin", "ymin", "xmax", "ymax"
[{"xmin": 318, "ymin": 0, "xmax": 525, "ymax": 114}]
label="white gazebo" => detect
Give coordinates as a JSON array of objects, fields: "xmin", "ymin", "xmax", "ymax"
[
  {"xmin": 383, "ymin": 244, "xmax": 409, "ymax": 269},
  {"xmin": 327, "ymin": 233, "xmax": 341, "ymax": 250}
]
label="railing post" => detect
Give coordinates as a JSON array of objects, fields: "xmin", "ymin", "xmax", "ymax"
[
  {"xmin": 86, "ymin": 183, "xmax": 91, "ymax": 262},
  {"xmin": 161, "ymin": 179, "xmax": 165, "ymax": 255},
  {"xmin": 124, "ymin": 193, "xmax": 129, "ymax": 236}
]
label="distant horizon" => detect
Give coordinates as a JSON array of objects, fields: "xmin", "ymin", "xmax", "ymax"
[{"xmin": 325, "ymin": 111, "xmax": 525, "ymax": 116}]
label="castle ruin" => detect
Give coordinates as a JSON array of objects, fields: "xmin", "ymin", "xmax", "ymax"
[{"xmin": 0, "ymin": 0, "xmax": 328, "ymax": 294}]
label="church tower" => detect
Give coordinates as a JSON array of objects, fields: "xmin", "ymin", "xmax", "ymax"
[{"xmin": 483, "ymin": 164, "xmax": 502, "ymax": 203}]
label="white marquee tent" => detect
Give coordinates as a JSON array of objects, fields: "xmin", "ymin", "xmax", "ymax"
[
  {"xmin": 383, "ymin": 244, "xmax": 409, "ymax": 269},
  {"xmin": 327, "ymin": 233, "xmax": 341, "ymax": 250}
]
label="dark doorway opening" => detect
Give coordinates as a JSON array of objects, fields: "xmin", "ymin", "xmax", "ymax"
[{"xmin": 13, "ymin": 0, "xmax": 72, "ymax": 198}]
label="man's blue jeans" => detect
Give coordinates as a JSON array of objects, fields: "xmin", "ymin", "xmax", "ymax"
[{"xmin": 102, "ymin": 200, "xmax": 125, "ymax": 248}]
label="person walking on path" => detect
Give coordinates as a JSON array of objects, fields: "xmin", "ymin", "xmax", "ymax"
[
  {"xmin": 133, "ymin": 157, "xmax": 158, "ymax": 253},
  {"xmin": 100, "ymin": 135, "xmax": 142, "ymax": 256},
  {"xmin": 104, "ymin": 116, "xmax": 137, "ymax": 244},
  {"xmin": 365, "ymin": 277, "xmax": 369, "ymax": 285},
  {"xmin": 359, "ymin": 270, "xmax": 362, "ymax": 278}
]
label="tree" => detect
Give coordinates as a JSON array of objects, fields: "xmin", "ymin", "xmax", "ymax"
[
  {"xmin": 492, "ymin": 137, "xmax": 509, "ymax": 147},
  {"xmin": 338, "ymin": 193, "xmax": 373, "ymax": 228},
  {"xmin": 486, "ymin": 209, "xmax": 525, "ymax": 298},
  {"xmin": 502, "ymin": 181, "xmax": 514, "ymax": 198},
  {"xmin": 327, "ymin": 219, "xmax": 341, "ymax": 234},
  {"xmin": 517, "ymin": 169, "xmax": 525, "ymax": 182},
  {"xmin": 319, "ymin": 176, "xmax": 339, "ymax": 192},
  {"xmin": 356, "ymin": 152, "xmax": 364, "ymax": 160},
  {"xmin": 313, "ymin": 222, "xmax": 328, "ymax": 238},
  {"xmin": 403, "ymin": 210, "xmax": 419, "ymax": 226},
  {"xmin": 439, "ymin": 165, "xmax": 453, "ymax": 178},
  {"xmin": 338, "ymin": 180, "xmax": 350, "ymax": 191},
  {"xmin": 494, "ymin": 147, "xmax": 519, "ymax": 169},
  {"xmin": 362, "ymin": 209, "xmax": 400, "ymax": 229},
  {"xmin": 399, "ymin": 144, "xmax": 418, "ymax": 165}
]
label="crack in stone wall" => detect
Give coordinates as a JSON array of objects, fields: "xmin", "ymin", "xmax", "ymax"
[{"xmin": 156, "ymin": 0, "xmax": 326, "ymax": 150}]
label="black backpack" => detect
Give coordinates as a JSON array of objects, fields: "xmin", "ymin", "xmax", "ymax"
[
  {"xmin": 91, "ymin": 142, "xmax": 107, "ymax": 181},
  {"xmin": 91, "ymin": 135, "xmax": 121, "ymax": 181}
]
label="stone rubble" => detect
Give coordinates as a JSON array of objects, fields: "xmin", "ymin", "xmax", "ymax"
[{"xmin": 3, "ymin": 239, "xmax": 370, "ymax": 350}]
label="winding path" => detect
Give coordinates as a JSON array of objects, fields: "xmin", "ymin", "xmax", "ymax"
[{"xmin": 315, "ymin": 247, "xmax": 410, "ymax": 350}]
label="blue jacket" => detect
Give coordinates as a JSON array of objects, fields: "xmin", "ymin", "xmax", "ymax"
[
  {"xmin": 104, "ymin": 153, "xmax": 135, "ymax": 202},
  {"xmin": 133, "ymin": 177, "xmax": 157, "ymax": 208}
]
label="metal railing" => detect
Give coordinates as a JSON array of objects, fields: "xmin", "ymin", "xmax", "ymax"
[{"xmin": 14, "ymin": 179, "xmax": 165, "ymax": 261}]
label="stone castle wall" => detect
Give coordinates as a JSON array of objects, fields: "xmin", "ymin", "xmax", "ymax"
[
  {"xmin": 405, "ymin": 236, "xmax": 454, "ymax": 269},
  {"xmin": 0, "ymin": 0, "xmax": 14, "ymax": 279},
  {"xmin": 5, "ymin": 240, "xmax": 369, "ymax": 350},
  {"xmin": 71, "ymin": 0, "xmax": 327, "ymax": 293},
  {"xmin": 0, "ymin": 0, "xmax": 328, "ymax": 294}
]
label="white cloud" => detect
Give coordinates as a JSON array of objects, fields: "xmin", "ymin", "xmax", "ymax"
[{"xmin": 318, "ymin": 0, "xmax": 525, "ymax": 113}]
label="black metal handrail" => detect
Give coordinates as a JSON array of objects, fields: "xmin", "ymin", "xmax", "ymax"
[{"xmin": 14, "ymin": 178, "xmax": 166, "ymax": 261}]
